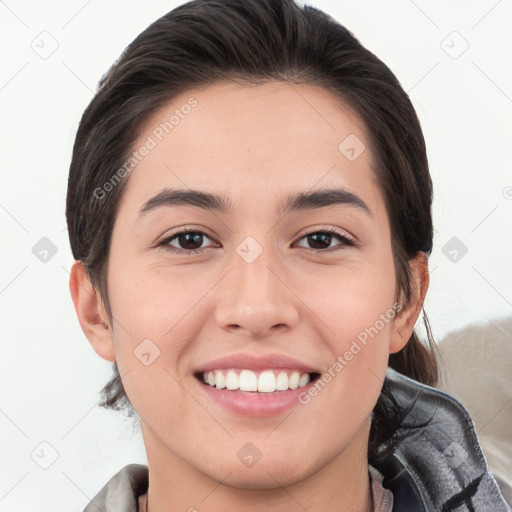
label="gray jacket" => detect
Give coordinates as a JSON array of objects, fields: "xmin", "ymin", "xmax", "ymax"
[
  {"xmin": 371, "ymin": 369, "xmax": 509, "ymax": 511},
  {"xmin": 83, "ymin": 368, "xmax": 509, "ymax": 511}
]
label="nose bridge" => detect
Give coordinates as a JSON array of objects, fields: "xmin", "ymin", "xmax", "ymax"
[
  {"xmin": 231, "ymin": 235, "xmax": 281, "ymax": 305},
  {"xmin": 214, "ymin": 235, "xmax": 298, "ymax": 335}
]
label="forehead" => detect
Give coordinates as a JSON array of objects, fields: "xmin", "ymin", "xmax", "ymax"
[{"xmin": 118, "ymin": 81, "xmax": 381, "ymax": 217}]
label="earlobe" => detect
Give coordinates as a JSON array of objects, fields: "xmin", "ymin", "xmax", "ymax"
[
  {"xmin": 69, "ymin": 260, "xmax": 116, "ymax": 362},
  {"xmin": 389, "ymin": 252, "xmax": 429, "ymax": 354}
]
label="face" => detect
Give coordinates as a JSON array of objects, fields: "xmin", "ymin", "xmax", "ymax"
[{"xmin": 79, "ymin": 81, "xmax": 421, "ymax": 488}]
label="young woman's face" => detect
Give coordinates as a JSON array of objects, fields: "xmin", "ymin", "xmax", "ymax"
[{"xmin": 96, "ymin": 82, "xmax": 418, "ymax": 487}]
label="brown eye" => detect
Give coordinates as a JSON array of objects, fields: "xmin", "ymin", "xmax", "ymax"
[
  {"xmin": 158, "ymin": 229, "xmax": 216, "ymax": 253},
  {"xmin": 296, "ymin": 229, "xmax": 355, "ymax": 252}
]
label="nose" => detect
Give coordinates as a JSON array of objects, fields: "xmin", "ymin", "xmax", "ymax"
[{"xmin": 214, "ymin": 241, "xmax": 300, "ymax": 338}]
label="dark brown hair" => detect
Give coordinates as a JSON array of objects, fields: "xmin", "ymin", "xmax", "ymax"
[{"xmin": 66, "ymin": 0, "xmax": 439, "ymax": 461}]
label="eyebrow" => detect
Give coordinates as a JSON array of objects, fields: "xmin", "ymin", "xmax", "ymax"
[{"xmin": 137, "ymin": 187, "xmax": 372, "ymax": 219}]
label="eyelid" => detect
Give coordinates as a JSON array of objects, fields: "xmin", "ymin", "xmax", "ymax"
[
  {"xmin": 295, "ymin": 225, "xmax": 356, "ymax": 244},
  {"xmin": 155, "ymin": 225, "xmax": 218, "ymax": 248}
]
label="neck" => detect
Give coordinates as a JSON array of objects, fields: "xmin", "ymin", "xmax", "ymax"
[{"xmin": 140, "ymin": 421, "xmax": 373, "ymax": 512}]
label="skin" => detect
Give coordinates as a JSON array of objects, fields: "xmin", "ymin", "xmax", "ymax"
[{"xmin": 70, "ymin": 81, "xmax": 429, "ymax": 512}]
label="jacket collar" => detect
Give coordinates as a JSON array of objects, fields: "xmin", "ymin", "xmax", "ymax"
[{"xmin": 372, "ymin": 368, "xmax": 509, "ymax": 511}]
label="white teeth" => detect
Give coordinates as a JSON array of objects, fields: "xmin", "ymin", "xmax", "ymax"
[
  {"xmin": 201, "ymin": 369, "xmax": 313, "ymax": 392},
  {"xmin": 275, "ymin": 371, "xmax": 289, "ymax": 390},
  {"xmin": 214, "ymin": 370, "xmax": 226, "ymax": 389},
  {"xmin": 225, "ymin": 369, "xmax": 238, "ymax": 390},
  {"xmin": 288, "ymin": 371, "xmax": 300, "ymax": 389},
  {"xmin": 239, "ymin": 370, "xmax": 258, "ymax": 391},
  {"xmin": 257, "ymin": 370, "xmax": 276, "ymax": 393},
  {"xmin": 299, "ymin": 373, "xmax": 310, "ymax": 387}
]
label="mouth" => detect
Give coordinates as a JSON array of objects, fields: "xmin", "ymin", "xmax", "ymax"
[
  {"xmin": 193, "ymin": 368, "xmax": 321, "ymax": 416},
  {"xmin": 194, "ymin": 368, "xmax": 321, "ymax": 393}
]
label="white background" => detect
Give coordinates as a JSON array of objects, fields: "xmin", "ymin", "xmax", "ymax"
[{"xmin": 0, "ymin": 0, "xmax": 511, "ymax": 510}]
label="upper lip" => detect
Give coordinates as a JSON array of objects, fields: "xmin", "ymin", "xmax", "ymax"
[{"xmin": 197, "ymin": 353, "xmax": 320, "ymax": 374}]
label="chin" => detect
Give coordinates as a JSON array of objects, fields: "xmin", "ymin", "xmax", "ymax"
[
  {"xmin": 204, "ymin": 454, "xmax": 313, "ymax": 490},
  {"xmin": 220, "ymin": 467, "xmax": 307, "ymax": 490}
]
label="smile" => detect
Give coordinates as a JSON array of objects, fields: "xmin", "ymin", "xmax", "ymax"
[
  {"xmin": 195, "ymin": 369, "xmax": 321, "ymax": 417},
  {"xmin": 200, "ymin": 368, "xmax": 318, "ymax": 393}
]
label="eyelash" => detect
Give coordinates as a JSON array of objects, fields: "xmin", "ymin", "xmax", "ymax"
[{"xmin": 156, "ymin": 227, "xmax": 356, "ymax": 255}]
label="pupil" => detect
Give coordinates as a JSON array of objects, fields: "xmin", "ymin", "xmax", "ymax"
[
  {"xmin": 180, "ymin": 232, "xmax": 202, "ymax": 249},
  {"xmin": 308, "ymin": 233, "xmax": 331, "ymax": 249}
]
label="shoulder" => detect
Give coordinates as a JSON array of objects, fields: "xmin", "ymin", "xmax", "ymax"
[
  {"xmin": 373, "ymin": 368, "xmax": 509, "ymax": 511},
  {"xmin": 83, "ymin": 464, "xmax": 148, "ymax": 512}
]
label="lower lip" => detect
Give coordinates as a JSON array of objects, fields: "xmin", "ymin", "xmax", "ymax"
[{"xmin": 196, "ymin": 376, "xmax": 317, "ymax": 417}]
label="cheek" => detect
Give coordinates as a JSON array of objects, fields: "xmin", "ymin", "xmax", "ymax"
[
  {"xmin": 300, "ymin": 309, "xmax": 394, "ymax": 442},
  {"xmin": 303, "ymin": 262, "xmax": 397, "ymax": 406},
  {"xmin": 106, "ymin": 266, "xmax": 205, "ymax": 416},
  {"xmin": 305, "ymin": 258, "xmax": 397, "ymax": 339},
  {"xmin": 109, "ymin": 261, "xmax": 206, "ymax": 340}
]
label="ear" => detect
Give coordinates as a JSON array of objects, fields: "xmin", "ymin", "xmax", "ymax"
[
  {"xmin": 69, "ymin": 260, "xmax": 116, "ymax": 362},
  {"xmin": 389, "ymin": 251, "xmax": 429, "ymax": 354}
]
